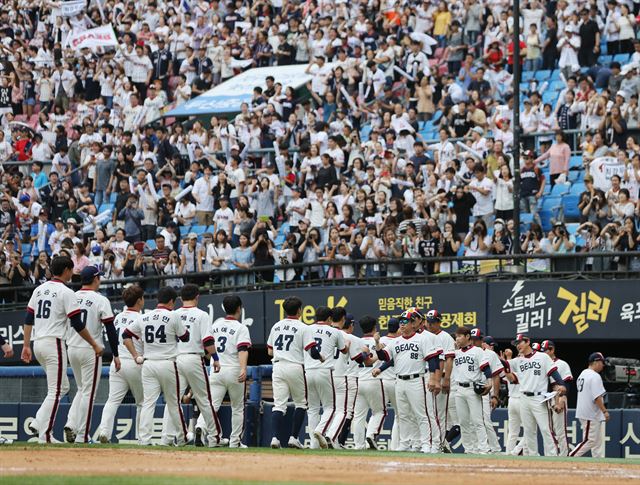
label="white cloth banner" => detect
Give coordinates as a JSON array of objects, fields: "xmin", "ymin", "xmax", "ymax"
[
  {"xmin": 67, "ymin": 25, "xmax": 118, "ymax": 50},
  {"xmin": 590, "ymin": 156, "xmax": 625, "ymax": 191},
  {"xmin": 61, "ymin": 0, "xmax": 85, "ymax": 17}
]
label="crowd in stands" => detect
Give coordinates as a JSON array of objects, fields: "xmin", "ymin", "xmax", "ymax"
[{"xmin": 0, "ymin": 0, "xmax": 640, "ymax": 296}]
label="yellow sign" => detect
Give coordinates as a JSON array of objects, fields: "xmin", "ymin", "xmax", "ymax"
[{"xmin": 557, "ymin": 287, "xmax": 610, "ymax": 335}]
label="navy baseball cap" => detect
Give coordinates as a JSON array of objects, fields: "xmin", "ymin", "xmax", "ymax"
[
  {"xmin": 511, "ymin": 333, "xmax": 530, "ymax": 345},
  {"xmin": 80, "ymin": 265, "xmax": 103, "ymax": 284},
  {"xmin": 589, "ymin": 352, "xmax": 605, "ymax": 363},
  {"xmin": 344, "ymin": 313, "xmax": 355, "ymax": 327},
  {"xmin": 387, "ymin": 317, "xmax": 400, "ymax": 333},
  {"xmin": 470, "ymin": 328, "xmax": 483, "ymax": 339},
  {"xmin": 483, "ymin": 336, "xmax": 496, "ymax": 347},
  {"xmin": 541, "ymin": 340, "xmax": 555, "ymax": 351}
]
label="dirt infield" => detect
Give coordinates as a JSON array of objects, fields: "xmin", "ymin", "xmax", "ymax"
[{"xmin": 2, "ymin": 447, "xmax": 640, "ymax": 485}]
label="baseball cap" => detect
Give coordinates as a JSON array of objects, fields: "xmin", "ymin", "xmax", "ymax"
[
  {"xmin": 511, "ymin": 333, "xmax": 530, "ymax": 345},
  {"xmin": 472, "ymin": 126, "xmax": 484, "ymax": 135},
  {"xmin": 541, "ymin": 340, "xmax": 555, "ymax": 351},
  {"xmin": 470, "ymin": 328, "xmax": 483, "ymax": 339},
  {"xmin": 230, "ymin": 144, "xmax": 240, "ymax": 151},
  {"xmin": 387, "ymin": 317, "xmax": 400, "ymax": 333},
  {"xmin": 531, "ymin": 342, "xmax": 541, "ymax": 351},
  {"xmin": 483, "ymin": 336, "xmax": 496, "ymax": 347},
  {"xmin": 344, "ymin": 313, "xmax": 355, "ymax": 327},
  {"xmin": 187, "ymin": 232, "xmax": 198, "ymax": 240},
  {"xmin": 91, "ymin": 245, "xmax": 102, "ymax": 255},
  {"xmin": 19, "ymin": 193, "xmax": 30, "ymax": 203},
  {"xmin": 588, "ymin": 352, "xmax": 606, "ymax": 363},
  {"xmin": 403, "ymin": 307, "xmax": 425, "ymax": 321},
  {"xmin": 426, "ymin": 309, "xmax": 441, "ymax": 323},
  {"xmin": 291, "ymin": 186, "xmax": 301, "ymax": 192},
  {"xmin": 67, "ymin": 218, "xmax": 78, "ymax": 225},
  {"xmin": 80, "ymin": 265, "xmax": 102, "ymax": 284}
]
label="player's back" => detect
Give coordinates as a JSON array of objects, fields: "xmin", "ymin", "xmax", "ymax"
[
  {"xmin": 114, "ymin": 309, "xmax": 143, "ymax": 359},
  {"xmin": 357, "ymin": 335, "xmax": 379, "ymax": 379},
  {"xmin": 211, "ymin": 317, "xmax": 251, "ymax": 367},
  {"xmin": 135, "ymin": 307, "xmax": 185, "ymax": 360},
  {"xmin": 67, "ymin": 289, "xmax": 114, "ymax": 348},
  {"xmin": 175, "ymin": 305, "xmax": 211, "ymax": 355},
  {"xmin": 27, "ymin": 279, "xmax": 80, "ymax": 341},
  {"xmin": 304, "ymin": 322, "xmax": 345, "ymax": 370},
  {"xmin": 268, "ymin": 318, "xmax": 308, "ymax": 365},
  {"xmin": 379, "ymin": 335, "xmax": 398, "ymax": 379}
]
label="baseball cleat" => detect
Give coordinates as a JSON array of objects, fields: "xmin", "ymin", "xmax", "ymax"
[
  {"xmin": 209, "ymin": 438, "xmax": 230, "ymax": 448},
  {"xmin": 194, "ymin": 428, "xmax": 204, "ymax": 447},
  {"xmin": 326, "ymin": 437, "xmax": 336, "ymax": 449},
  {"xmin": 313, "ymin": 431, "xmax": 328, "ymax": 449},
  {"xmin": 440, "ymin": 441, "xmax": 452, "ymax": 453},
  {"xmin": 229, "ymin": 443, "xmax": 248, "ymax": 449},
  {"xmin": 430, "ymin": 446, "xmax": 440, "ymax": 454},
  {"xmin": 27, "ymin": 422, "xmax": 38, "ymax": 436},
  {"xmin": 0, "ymin": 435, "xmax": 13, "ymax": 445},
  {"xmin": 64, "ymin": 427, "xmax": 76, "ymax": 444},
  {"xmin": 270, "ymin": 437, "xmax": 281, "ymax": 449},
  {"xmin": 287, "ymin": 437, "xmax": 304, "ymax": 449},
  {"xmin": 366, "ymin": 437, "xmax": 378, "ymax": 450},
  {"xmin": 98, "ymin": 434, "xmax": 110, "ymax": 444}
]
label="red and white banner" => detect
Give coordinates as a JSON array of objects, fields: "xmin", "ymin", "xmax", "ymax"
[{"xmin": 66, "ymin": 25, "xmax": 118, "ymax": 50}]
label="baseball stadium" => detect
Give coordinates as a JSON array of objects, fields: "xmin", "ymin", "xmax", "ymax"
[{"xmin": 2, "ymin": 0, "xmax": 640, "ymax": 483}]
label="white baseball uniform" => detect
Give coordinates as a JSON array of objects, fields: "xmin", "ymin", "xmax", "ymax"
[
  {"xmin": 326, "ymin": 331, "xmax": 365, "ymax": 443},
  {"xmin": 432, "ymin": 329, "xmax": 457, "ymax": 442},
  {"xmin": 208, "ymin": 316, "xmax": 251, "ymax": 447},
  {"xmin": 27, "ymin": 279, "xmax": 81, "ymax": 443},
  {"xmin": 304, "ymin": 322, "xmax": 345, "ymax": 447},
  {"xmin": 65, "ymin": 289, "xmax": 114, "ymax": 443},
  {"xmin": 571, "ymin": 368, "xmax": 607, "ymax": 458},
  {"xmin": 452, "ymin": 345, "xmax": 490, "ymax": 454},
  {"xmin": 124, "ymin": 305, "xmax": 189, "ymax": 446},
  {"xmin": 514, "ymin": 350, "xmax": 559, "ymax": 456},
  {"xmin": 505, "ymin": 357, "xmax": 526, "ymax": 455},
  {"xmin": 97, "ymin": 308, "xmax": 144, "ymax": 442},
  {"xmin": 548, "ymin": 357, "xmax": 573, "ymax": 456},
  {"xmin": 379, "ymin": 332, "xmax": 442, "ymax": 453},
  {"xmin": 379, "ymin": 335, "xmax": 399, "ymax": 450},
  {"xmin": 166, "ymin": 305, "xmax": 222, "ymax": 446},
  {"xmin": 353, "ymin": 335, "xmax": 387, "ymax": 450},
  {"xmin": 481, "ymin": 348, "xmax": 504, "ymax": 453}
]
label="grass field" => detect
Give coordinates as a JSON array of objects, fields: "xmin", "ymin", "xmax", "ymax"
[{"xmin": 1, "ymin": 443, "xmax": 639, "ymax": 485}]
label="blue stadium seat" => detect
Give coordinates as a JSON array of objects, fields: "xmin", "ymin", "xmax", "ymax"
[
  {"xmin": 549, "ymin": 69, "xmax": 561, "ymax": 81},
  {"xmin": 568, "ymin": 170, "xmax": 584, "ymax": 183},
  {"xmin": 22, "ymin": 243, "xmax": 31, "ymax": 256},
  {"xmin": 535, "ymin": 69, "xmax": 552, "ymax": 81},
  {"xmin": 432, "ymin": 110, "xmax": 443, "ymax": 123},
  {"xmin": 550, "ymin": 184, "xmax": 570, "ymax": 197},
  {"xmin": 191, "ymin": 225, "xmax": 207, "ymax": 235},
  {"xmin": 562, "ymin": 195, "xmax": 581, "ymax": 221},
  {"xmin": 520, "ymin": 213, "xmax": 534, "ymax": 226},
  {"xmin": 179, "ymin": 226, "xmax": 191, "ymax": 235},
  {"xmin": 566, "ymin": 222, "xmax": 580, "ymax": 235},
  {"xmin": 542, "ymin": 91, "xmax": 557, "ymax": 104},
  {"xmin": 541, "ymin": 196, "xmax": 562, "ymax": 212},
  {"xmin": 146, "ymin": 239, "xmax": 156, "ymax": 250},
  {"xmin": 599, "ymin": 55, "xmax": 613, "ymax": 65},
  {"xmin": 109, "ymin": 192, "xmax": 118, "ymax": 203},
  {"xmin": 569, "ymin": 155, "xmax": 583, "ymax": 169},
  {"xmin": 360, "ymin": 125, "xmax": 372, "ymax": 142},
  {"xmin": 539, "ymin": 210, "xmax": 554, "ymax": 232},
  {"xmin": 613, "ymin": 53, "xmax": 630, "ymax": 63},
  {"xmin": 550, "ymin": 79, "xmax": 565, "ymax": 92},
  {"xmin": 570, "ymin": 182, "xmax": 586, "ymax": 195},
  {"xmin": 99, "ymin": 203, "xmax": 114, "ymax": 213},
  {"xmin": 522, "ymin": 71, "xmax": 535, "ymax": 82},
  {"xmin": 600, "ymin": 42, "xmax": 607, "ymax": 55}
]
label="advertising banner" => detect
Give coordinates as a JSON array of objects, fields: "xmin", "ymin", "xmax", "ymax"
[{"xmin": 487, "ymin": 280, "xmax": 640, "ymax": 340}]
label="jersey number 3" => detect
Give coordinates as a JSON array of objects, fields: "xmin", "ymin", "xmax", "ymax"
[{"xmin": 144, "ymin": 325, "xmax": 167, "ymax": 344}]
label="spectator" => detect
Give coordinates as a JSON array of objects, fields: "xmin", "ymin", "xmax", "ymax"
[{"xmin": 536, "ymin": 131, "xmax": 571, "ymax": 185}]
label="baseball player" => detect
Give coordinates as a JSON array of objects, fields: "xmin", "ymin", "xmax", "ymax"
[
  {"xmin": 379, "ymin": 318, "xmax": 399, "ymax": 451},
  {"xmin": 305, "ymin": 306, "xmax": 347, "ymax": 449},
  {"xmin": 426, "ymin": 310, "xmax": 457, "ymax": 453},
  {"xmin": 165, "ymin": 284, "xmax": 223, "ymax": 448},
  {"xmin": 501, "ymin": 348, "xmax": 527, "ymax": 456},
  {"xmin": 541, "ymin": 340, "xmax": 573, "ymax": 456},
  {"xmin": 267, "ymin": 296, "xmax": 321, "ymax": 449},
  {"xmin": 207, "ymin": 295, "xmax": 252, "ymax": 448},
  {"xmin": 571, "ymin": 352, "xmax": 609, "ymax": 458},
  {"xmin": 122, "ymin": 286, "xmax": 190, "ymax": 446},
  {"xmin": 64, "ymin": 266, "xmax": 118, "ymax": 443},
  {"xmin": 325, "ymin": 308, "xmax": 369, "ymax": 449},
  {"xmin": 477, "ymin": 333, "xmax": 504, "ymax": 453},
  {"xmin": 97, "ymin": 285, "xmax": 145, "ymax": 444},
  {"xmin": 353, "ymin": 315, "xmax": 387, "ymax": 450},
  {"xmin": 451, "ymin": 326, "xmax": 492, "ymax": 454},
  {"xmin": 507, "ymin": 334, "xmax": 568, "ymax": 456},
  {"xmin": 0, "ymin": 334, "xmax": 14, "ymax": 444},
  {"xmin": 21, "ymin": 256, "xmax": 104, "ymax": 444},
  {"xmin": 372, "ymin": 313, "xmax": 442, "ymax": 453}
]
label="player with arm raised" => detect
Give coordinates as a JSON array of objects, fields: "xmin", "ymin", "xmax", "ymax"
[
  {"xmin": 541, "ymin": 340, "xmax": 573, "ymax": 456},
  {"xmin": 207, "ymin": 295, "xmax": 251, "ymax": 448},
  {"xmin": 64, "ymin": 266, "xmax": 117, "ymax": 444},
  {"xmin": 122, "ymin": 286, "xmax": 189, "ymax": 446},
  {"xmin": 511, "ymin": 334, "xmax": 568, "ymax": 456},
  {"xmin": 21, "ymin": 256, "xmax": 104, "ymax": 444},
  {"xmin": 97, "ymin": 285, "xmax": 146, "ymax": 444},
  {"xmin": 165, "ymin": 284, "xmax": 223, "ymax": 448},
  {"xmin": 373, "ymin": 313, "xmax": 442, "ymax": 453}
]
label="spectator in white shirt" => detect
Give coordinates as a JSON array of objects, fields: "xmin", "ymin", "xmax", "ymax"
[
  {"xmin": 192, "ymin": 165, "xmax": 215, "ymax": 225},
  {"xmin": 468, "ymin": 165, "xmax": 495, "ymax": 225},
  {"xmin": 213, "ymin": 196, "xmax": 234, "ymax": 235},
  {"xmin": 174, "ymin": 196, "xmax": 196, "ymax": 226}
]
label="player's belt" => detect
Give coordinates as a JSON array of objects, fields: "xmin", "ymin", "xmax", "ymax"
[
  {"xmin": 523, "ymin": 392, "xmax": 543, "ymax": 396},
  {"xmin": 458, "ymin": 382, "xmax": 472, "ymax": 387},
  {"xmin": 397, "ymin": 373, "xmax": 423, "ymax": 380}
]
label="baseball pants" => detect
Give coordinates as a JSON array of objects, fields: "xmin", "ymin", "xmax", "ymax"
[
  {"xmin": 395, "ymin": 376, "xmax": 429, "ymax": 452},
  {"xmin": 520, "ymin": 395, "xmax": 558, "ymax": 456},
  {"xmin": 426, "ymin": 383, "xmax": 441, "ymax": 450},
  {"xmin": 97, "ymin": 359, "xmax": 143, "ymax": 442},
  {"xmin": 306, "ymin": 368, "xmax": 336, "ymax": 447},
  {"xmin": 570, "ymin": 419, "xmax": 605, "ymax": 458},
  {"xmin": 455, "ymin": 385, "xmax": 490, "ymax": 454},
  {"xmin": 506, "ymin": 396, "xmax": 526, "ymax": 455},
  {"xmin": 139, "ymin": 359, "xmax": 187, "ymax": 446},
  {"xmin": 353, "ymin": 378, "xmax": 386, "ymax": 449},
  {"xmin": 436, "ymin": 385, "xmax": 459, "ymax": 434},
  {"xmin": 549, "ymin": 402, "xmax": 570, "ymax": 456},
  {"xmin": 326, "ymin": 375, "xmax": 355, "ymax": 442},
  {"xmin": 66, "ymin": 346, "xmax": 102, "ymax": 443},
  {"xmin": 482, "ymin": 393, "xmax": 502, "ymax": 452},
  {"xmin": 208, "ymin": 366, "xmax": 246, "ymax": 447},
  {"xmin": 33, "ymin": 338, "xmax": 70, "ymax": 443},
  {"xmin": 272, "ymin": 361, "xmax": 308, "ymax": 413},
  {"xmin": 167, "ymin": 354, "xmax": 222, "ymax": 445},
  {"xmin": 382, "ymin": 378, "xmax": 399, "ymax": 450}
]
